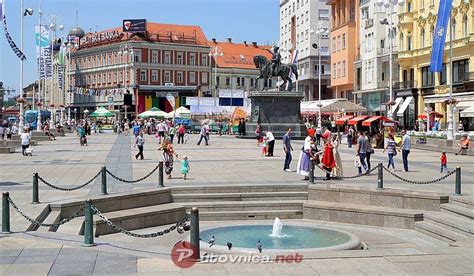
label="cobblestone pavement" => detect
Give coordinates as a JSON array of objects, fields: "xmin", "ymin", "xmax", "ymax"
[{"xmin": 0, "ymin": 132, "xmax": 473, "ymax": 275}]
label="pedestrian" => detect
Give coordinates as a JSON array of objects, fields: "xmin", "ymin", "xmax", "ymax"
[
  {"xmin": 260, "ymin": 135, "xmax": 268, "ymax": 157},
  {"xmin": 44, "ymin": 123, "xmax": 56, "ymax": 141},
  {"xmin": 77, "ymin": 124, "xmax": 87, "ymax": 146},
  {"xmin": 316, "ymin": 126, "xmax": 322, "ymax": 146},
  {"xmin": 384, "ymin": 134, "xmax": 397, "ymax": 170},
  {"xmin": 255, "ymin": 124, "xmax": 262, "ymax": 146},
  {"xmin": 365, "ymin": 132, "xmax": 374, "ymax": 170},
  {"xmin": 455, "ymin": 134, "xmax": 470, "ymax": 155},
  {"xmin": 218, "ymin": 120, "xmax": 223, "ymax": 136},
  {"xmin": 242, "ymin": 118, "xmax": 247, "ymax": 136},
  {"xmin": 11, "ymin": 125, "xmax": 18, "ymax": 136},
  {"xmin": 163, "ymin": 142, "xmax": 178, "ymax": 179},
  {"xmin": 197, "ymin": 123, "xmax": 209, "ymax": 146},
  {"xmin": 440, "ymin": 151, "xmax": 448, "ymax": 173},
  {"xmin": 399, "ymin": 129, "xmax": 411, "ymax": 172},
  {"xmin": 332, "ymin": 134, "xmax": 343, "ymax": 177},
  {"xmin": 321, "ymin": 131, "xmax": 336, "ymax": 180},
  {"xmin": 169, "ymin": 124, "xmax": 176, "ymax": 143},
  {"xmin": 133, "ymin": 123, "xmax": 140, "ymax": 138},
  {"xmin": 177, "ymin": 124, "xmax": 186, "ymax": 144},
  {"xmin": 356, "ymin": 131, "xmax": 368, "ymax": 175},
  {"xmin": 157, "ymin": 120, "xmax": 166, "ymax": 143},
  {"xmin": 181, "ymin": 155, "xmax": 190, "ymax": 180},
  {"xmin": 266, "ymin": 130, "xmax": 275, "ymax": 156},
  {"xmin": 135, "ymin": 132, "xmax": 145, "ymax": 160},
  {"xmin": 124, "ymin": 120, "xmax": 130, "ymax": 136},
  {"xmin": 347, "ymin": 126, "xmax": 355, "ymax": 148},
  {"xmin": 238, "ymin": 119, "xmax": 243, "ymax": 136},
  {"xmin": 0, "ymin": 125, "xmax": 4, "ymax": 140},
  {"xmin": 297, "ymin": 132, "xmax": 312, "ymax": 180},
  {"xmin": 283, "ymin": 128, "xmax": 293, "ymax": 172},
  {"xmin": 20, "ymin": 128, "xmax": 31, "ymax": 156},
  {"xmin": 5, "ymin": 125, "xmax": 12, "ymax": 140}
]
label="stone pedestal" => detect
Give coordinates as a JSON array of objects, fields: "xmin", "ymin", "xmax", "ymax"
[{"xmin": 246, "ymin": 91, "xmax": 306, "ymax": 139}]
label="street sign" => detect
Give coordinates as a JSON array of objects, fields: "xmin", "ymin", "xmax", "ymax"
[{"xmin": 123, "ymin": 19, "xmax": 147, "ymax": 33}]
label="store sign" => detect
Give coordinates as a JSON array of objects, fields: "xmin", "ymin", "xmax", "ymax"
[
  {"xmin": 156, "ymin": 92, "xmax": 178, "ymax": 97},
  {"xmin": 383, "ymin": 121, "xmax": 395, "ymax": 127},
  {"xmin": 123, "ymin": 19, "xmax": 147, "ymax": 33},
  {"xmin": 80, "ymin": 30, "xmax": 121, "ymax": 46}
]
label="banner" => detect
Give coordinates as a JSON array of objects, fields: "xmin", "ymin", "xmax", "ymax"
[
  {"xmin": 1, "ymin": 0, "xmax": 27, "ymax": 60},
  {"xmin": 166, "ymin": 93, "xmax": 175, "ymax": 109},
  {"xmin": 430, "ymin": 0, "xmax": 453, "ymax": 72},
  {"xmin": 35, "ymin": 25, "xmax": 52, "ymax": 78}
]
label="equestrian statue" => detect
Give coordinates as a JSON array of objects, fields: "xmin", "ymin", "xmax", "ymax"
[{"xmin": 253, "ymin": 45, "xmax": 298, "ymax": 91}]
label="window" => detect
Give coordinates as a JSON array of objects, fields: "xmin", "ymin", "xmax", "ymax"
[
  {"xmin": 164, "ymin": 71, "xmax": 171, "ymax": 83},
  {"xmin": 237, "ymin": 77, "xmax": 241, "ymax": 86},
  {"xmin": 189, "ymin": 72, "xmax": 196, "ymax": 83},
  {"xmin": 190, "ymin": 53, "xmax": 196, "ymax": 65},
  {"xmin": 342, "ymin": 61, "xmax": 346, "ymax": 77},
  {"xmin": 332, "ymin": 63, "xmax": 336, "ymax": 78},
  {"xmin": 226, "ymin": 77, "xmax": 231, "ymax": 85},
  {"xmin": 400, "ymin": 33, "xmax": 404, "ymax": 51},
  {"xmin": 250, "ymin": 78, "xmax": 254, "ymax": 87},
  {"xmin": 430, "ymin": 25, "xmax": 435, "ymax": 43},
  {"xmin": 440, "ymin": 63, "xmax": 447, "ymax": 85},
  {"xmin": 337, "ymin": 62, "xmax": 341, "ymax": 78},
  {"xmin": 321, "ymin": 65, "xmax": 325, "ymax": 75},
  {"xmin": 177, "ymin": 71, "xmax": 184, "ymax": 83},
  {"xmin": 201, "ymin": 54, "xmax": 208, "ymax": 66},
  {"xmin": 92, "ymin": 75, "xmax": 96, "ymax": 85},
  {"xmin": 319, "ymin": 9, "xmax": 329, "ymax": 18},
  {"xmin": 216, "ymin": 76, "xmax": 220, "ymax": 86},
  {"xmin": 134, "ymin": 50, "xmax": 141, "ymax": 63},
  {"xmin": 151, "ymin": 51, "xmax": 158, "ymax": 63},
  {"xmin": 108, "ymin": 73, "xmax": 112, "ymax": 83},
  {"xmin": 164, "ymin": 51, "xmax": 171, "ymax": 64},
  {"xmin": 151, "ymin": 70, "xmax": 158, "ymax": 82},
  {"xmin": 342, "ymin": 34, "xmax": 346, "ymax": 49},
  {"xmin": 241, "ymin": 77, "xmax": 245, "ymax": 86},
  {"xmin": 420, "ymin": 28, "xmax": 425, "ymax": 48},
  {"xmin": 337, "ymin": 35, "xmax": 341, "ymax": 51},
  {"xmin": 177, "ymin": 52, "xmax": 184, "ymax": 65},
  {"xmin": 114, "ymin": 72, "xmax": 117, "ymax": 83},
  {"xmin": 202, "ymin": 72, "xmax": 208, "ymax": 84},
  {"xmin": 407, "ymin": 36, "xmax": 412, "ymax": 50},
  {"xmin": 463, "ymin": 15, "xmax": 468, "ymax": 37},
  {"xmin": 140, "ymin": 70, "xmax": 147, "ymax": 81},
  {"xmin": 119, "ymin": 72, "xmax": 123, "ymax": 83},
  {"xmin": 453, "ymin": 59, "xmax": 469, "ymax": 83},
  {"xmin": 421, "ymin": 66, "xmax": 435, "ymax": 87},
  {"xmin": 407, "ymin": 1, "xmax": 412, "ymax": 12},
  {"xmin": 332, "ymin": 37, "xmax": 336, "ymax": 52}
]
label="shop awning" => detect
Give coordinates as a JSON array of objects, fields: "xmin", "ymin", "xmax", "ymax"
[
  {"xmin": 362, "ymin": 116, "xmax": 392, "ymax": 126},
  {"xmin": 456, "ymin": 101, "xmax": 474, "ymax": 110},
  {"xmin": 335, "ymin": 115, "xmax": 354, "ymax": 125},
  {"xmin": 424, "ymin": 92, "xmax": 474, "ymax": 104},
  {"xmin": 418, "ymin": 112, "xmax": 444, "ymax": 120},
  {"xmin": 397, "ymin": 96, "xmax": 413, "ymax": 117},
  {"xmin": 392, "ymin": 97, "xmax": 403, "ymax": 114},
  {"xmin": 348, "ymin": 115, "xmax": 369, "ymax": 125},
  {"xmin": 461, "ymin": 106, "xmax": 474, "ymax": 118}
]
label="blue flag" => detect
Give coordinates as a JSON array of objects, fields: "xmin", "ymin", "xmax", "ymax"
[{"xmin": 430, "ymin": 0, "xmax": 453, "ymax": 72}]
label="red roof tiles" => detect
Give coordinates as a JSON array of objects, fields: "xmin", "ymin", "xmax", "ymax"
[{"xmin": 208, "ymin": 41, "xmax": 272, "ymax": 69}]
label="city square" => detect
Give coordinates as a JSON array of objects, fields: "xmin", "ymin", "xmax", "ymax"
[{"xmin": 1, "ymin": 0, "xmax": 474, "ymax": 275}]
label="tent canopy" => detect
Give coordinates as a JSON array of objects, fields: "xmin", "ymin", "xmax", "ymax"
[
  {"xmin": 300, "ymin": 99, "xmax": 366, "ymax": 113},
  {"xmin": 170, "ymin": 106, "xmax": 192, "ymax": 119},
  {"xmin": 89, "ymin": 107, "xmax": 114, "ymax": 118},
  {"xmin": 138, "ymin": 107, "xmax": 167, "ymax": 118},
  {"xmin": 461, "ymin": 106, "xmax": 474, "ymax": 118},
  {"xmin": 335, "ymin": 115, "xmax": 354, "ymax": 125},
  {"xmin": 348, "ymin": 115, "xmax": 369, "ymax": 126},
  {"xmin": 418, "ymin": 111, "xmax": 444, "ymax": 120},
  {"xmin": 362, "ymin": 116, "xmax": 392, "ymax": 126}
]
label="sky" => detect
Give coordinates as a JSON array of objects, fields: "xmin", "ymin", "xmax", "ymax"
[{"xmin": 0, "ymin": 0, "xmax": 279, "ymax": 96}]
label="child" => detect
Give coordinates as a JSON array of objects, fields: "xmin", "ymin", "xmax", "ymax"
[
  {"xmin": 440, "ymin": 151, "xmax": 448, "ymax": 173},
  {"xmin": 260, "ymin": 136, "xmax": 268, "ymax": 157},
  {"xmin": 354, "ymin": 154, "xmax": 362, "ymax": 176},
  {"xmin": 181, "ymin": 156, "xmax": 190, "ymax": 180}
]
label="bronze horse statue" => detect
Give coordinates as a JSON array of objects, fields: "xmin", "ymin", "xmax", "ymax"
[{"xmin": 253, "ymin": 55, "xmax": 298, "ymax": 91}]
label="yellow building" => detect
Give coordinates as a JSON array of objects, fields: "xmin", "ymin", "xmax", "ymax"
[{"xmin": 396, "ymin": 0, "xmax": 473, "ymax": 131}]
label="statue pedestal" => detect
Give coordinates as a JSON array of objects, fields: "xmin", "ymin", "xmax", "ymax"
[{"xmin": 246, "ymin": 91, "xmax": 306, "ymax": 139}]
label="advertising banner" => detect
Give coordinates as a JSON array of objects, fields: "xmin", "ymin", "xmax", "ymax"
[
  {"xmin": 122, "ymin": 19, "xmax": 147, "ymax": 32},
  {"xmin": 35, "ymin": 25, "xmax": 52, "ymax": 79}
]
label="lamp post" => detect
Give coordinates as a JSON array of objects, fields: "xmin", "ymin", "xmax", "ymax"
[
  {"xmin": 18, "ymin": 2, "xmax": 34, "ymax": 133},
  {"xmin": 117, "ymin": 44, "xmax": 134, "ymax": 120},
  {"xmin": 209, "ymin": 46, "xmax": 223, "ymax": 97},
  {"xmin": 73, "ymin": 108, "xmax": 77, "ymax": 122},
  {"xmin": 310, "ymin": 22, "xmax": 330, "ymax": 130},
  {"xmin": 446, "ymin": 8, "xmax": 455, "ymax": 140},
  {"xmin": 377, "ymin": 0, "xmax": 405, "ymax": 120}
]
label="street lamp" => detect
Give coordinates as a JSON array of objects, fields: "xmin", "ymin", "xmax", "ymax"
[
  {"xmin": 209, "ymin": 46, "xmax": 223, "ymax": 97},
  {"xmin": 118, "ymin": 44, "xmax": 134, "ymax": 121},
  {"xmin": 83, "ymin": 108, "xmax": 89, "ymax": 119},
  {"xmin": 310, "ymin": 23, "xmax": 330, "ymax": 130},
  {"xmin": 18, "ymin": 2, "xmax": 34, "ymax": 133},
  {"xmin": 377, "ymin": 0, "xmax": 405, "ymax": 120}
]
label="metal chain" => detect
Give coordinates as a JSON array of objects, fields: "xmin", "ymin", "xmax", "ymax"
[
  {"xmin": 37, "ymin": 171, "xmax": 101, "ymax": 191},
  {"xmin": 90, "ymin": 204, "xmax": 189, "ymax": 238},
  {"xmin": 314, "ymin": 163, "xmax": 378, "ymax": 180},
  {"xmin": 8, "ymin": 197, "xmax": 85, "ymax": 227},
  {"xmin": 106, "ymin": 164, "xmax": 159, "ymax": 184},
  {"xmin": 383, "ymin": 167, "xmax": 456, "ymax": 184}
]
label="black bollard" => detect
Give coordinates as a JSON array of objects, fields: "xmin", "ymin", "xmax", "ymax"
[
  {"xmin": 455, "ymin": 166, "xmax": 461, "ymax": 196},
  {"xmin": 190, "ymin": 207, "xmax": 200, "ymax": 261},
  {"xmin": 2, "ymin": 192, "xmax": 10, "ymax": 233},
  {"xmin": 32, "ymin": 173, "xmax": 39, "ymax": 204},
  {"xmin": 309, "ymin": 161, "xmax": 315, "ymax": 184},
  {"xmin": 82, "ymin": 199, "xmax": 95, "ymax": 247},
  {"xmin": 101, "ymin": 167, "xmax": 107, "ymax": 195},
  {"xmin": 377, "ymin": 163, "xmax": 384, "ymax": 190},
  {"xmin": 159, "ymin": 161, "xmax": 164, "ymax": 187}
]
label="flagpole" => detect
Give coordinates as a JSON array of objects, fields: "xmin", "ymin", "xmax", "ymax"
[
  {"xmin": 37, "ymin": 1, "xmax": 42, "ymax": 131},
  {"xmin": 18, "ymin": 0, "xmax": 25, "ymax": 133},
  {"xmin": 447, "ymin": 8, "xmax": 454, "ymax": 140}
]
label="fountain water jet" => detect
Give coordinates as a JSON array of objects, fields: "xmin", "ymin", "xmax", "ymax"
[{"xmin": 270, "ymin": 217, "xmax": 284, "ymax": 237}]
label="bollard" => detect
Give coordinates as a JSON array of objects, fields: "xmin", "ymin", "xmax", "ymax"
[
  {"xmin": 309, "ymin": 161, "xmax": 315, "ymax": 184},
  {"xmin": 158, "ymin": 161, "xmax": 164, "ymax": 187},
  {"xmin": 2, "ymin": 192, "xmax": 10, "ymax": 233},
  {"xmin": 455, "ymin": 166, "xmax": 461, "ymax": 196},
  {"xmin": 101, "ymin": 167, "xmax": 107, "ymax": 195},
  {"xmin": 32, "ymin": 173, "xmax": 39, "ymax": 204},
  {"xmin": 82, "ymin": 199, "xmax": 95, "ymax": 247},
  {"xmin": 377, "ymin": 163, "xmax": 384, "ymax": 190},
  {"xmin": 190, "ymin": 207, "xmax": 200, "ymax": 261}
]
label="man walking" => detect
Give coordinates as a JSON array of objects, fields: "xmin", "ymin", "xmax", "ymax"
[
  {"xmin": 197, "ymin": 123, "xmax": 209, "ymax": 146},
  {"xmin": 356, "ymin": 131, "xmax": 368, "ymax": 175},
  {"xmin": 400, "ymin": 129, "xmax": 411, "ymax": 172},
  {"xmin": 135, "ymin": 132, "xmax": 145, "ymax": 160},
  {"xmin": 266, "ymin": 130, "xmax": 275, "ymax": 156},
  {"xmin": 283, "ymin": 128, "xmax": 293, "ymax": 171}
]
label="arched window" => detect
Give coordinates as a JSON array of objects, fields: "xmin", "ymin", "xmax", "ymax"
[
  {"xmin": 452, "ymin": 18, "xmax": 456, "ymax": 40},
  {"xmin": 420, "ymin": 28, "xmax": 425, "ymax": 47},
  {"xmin": 463, "ymin": 15, "xmax": 468, "ymax": 37},
  {"xmin": 400, "ymin": 33, "xmax": 404, "ymax": 51},
  {"xmin": 430, "ymin": 25, "xmax": 435, "ymax": 43}
]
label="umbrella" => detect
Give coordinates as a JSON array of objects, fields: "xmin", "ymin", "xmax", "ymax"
[
  {"xmin": 89, "ymin": 107, "xmax": 114, "ymax": 118},
  {"xmin": 169, "ymin": 106, "xmax": 192, "ymax": 119},
  {"xmin": 138, "ymin": 107, "xmax": 167, "ymax": 118}
]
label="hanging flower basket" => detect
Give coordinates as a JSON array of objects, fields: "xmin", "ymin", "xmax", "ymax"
[
  {"xmin": 16, "ymin": 98, "xmax": 26, "ymax": 104},
  {"xmin": 444, "ymin": 98, "xmax": 457, "ymax": 105},
  {"xmin": 386, "ymin": 100, "xmax": 396, "ymax": 106},
  {"xmin": 59, "ymin": 104, "xmax": 65, "ymax": 108},
  {"xmin": 36, "ymin": 102, "xmax": 43, "ymax": 107},
  {"xmin": 50, "ymin": 104, "xmax": 55, "ymax": 108}
]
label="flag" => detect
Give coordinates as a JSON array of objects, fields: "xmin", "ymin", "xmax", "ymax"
[
  {"xmin": 1, "ymin": 0, "xmax": 27, "ymax": 60},
  {"xmin": 430, "ymin": 0, "xmax": 453, "ymax": 72},
  {"xmin": 0, "ymin": 0, "xmax": 4, "ymax": 19},
  {"xmin": 35, "ymin": 25, "xmax": 51, "ymax": 78}
]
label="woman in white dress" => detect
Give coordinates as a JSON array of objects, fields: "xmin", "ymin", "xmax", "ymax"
[
  {"xmin": 296, "ymin": 134, "xmax": 312, "ymax": 180},
  {"xmin": 331, "ymin": 134, "xmax": 343, "ymax": 177}
]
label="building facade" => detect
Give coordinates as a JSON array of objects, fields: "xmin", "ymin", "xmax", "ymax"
[
  {"xmin": 397, "ymin": 0, "xmax": 474, "ymax": 130},
  {"xmin": 69, "ymin": 23, "xmax": 212, "ymax": 118},
  {"xmin": 354, "ymin": 0, "xmax": 400, "ymax": 116},
  {"xmin": 279, "ymin": 0, "xmax": 332, "ymax": 101}
]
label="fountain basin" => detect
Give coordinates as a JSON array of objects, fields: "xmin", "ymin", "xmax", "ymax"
[{"xmin": 200, "ymin": 224, "xmax": 361, "ymax": 253}]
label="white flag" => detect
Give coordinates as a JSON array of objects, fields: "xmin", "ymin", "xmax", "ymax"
[{"xmin": 0, "ymin": 0, "xmax": 4, "ymax": 20}]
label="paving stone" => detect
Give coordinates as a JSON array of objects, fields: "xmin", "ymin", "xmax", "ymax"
[{"xmin": 48, "ymin": 261, "xmax": 95, "ymax": 275}]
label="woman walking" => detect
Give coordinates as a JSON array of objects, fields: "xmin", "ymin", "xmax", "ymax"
[
  {"xmin": 20, "ymin": 128, "xmax": 31, "ymax": 156},
  {"xmin": 384, "ymin": 134, "xmax": 397, "ymax": 170},
  {"xmin": 332, "ymin": 134, "xmax": 343, "ymax": 177},
  {"xmin": 296, "ymin": 133, "xmax": 312, "ymax": 180},
  {"xmin": 135, "ymin": 132, "xmax": 145, "ymax": 160},
  {"xmin": 163, "ymin": 141, "xmax": 179, "ymax": 179},
  {"xmin": 365, "ymin": 132, "xmax": 374, "ymax": 170}
]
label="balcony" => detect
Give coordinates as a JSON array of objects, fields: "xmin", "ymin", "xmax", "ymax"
[
  {"xmin": 365, "ymin": 18, "xmax": 374, "ymax": 29},
  {"xmin": 398, "ymin": 12, "xmax": 414, "ymax": 27},
  {"xmin": 394, "ymin": 81, "xmax": 416, "ymax": 90}
]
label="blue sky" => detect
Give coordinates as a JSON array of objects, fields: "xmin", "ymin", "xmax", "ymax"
[{"xmin": 0, "ymin": 0, "xmax": 279, "ymax": 95}]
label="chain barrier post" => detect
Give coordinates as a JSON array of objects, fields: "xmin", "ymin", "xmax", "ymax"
[
  {"xmin": 190, "ymin": 207, "xmax": 200, "ymax": 261},
  {"xmin": 32, "ymin": 173, "xmax": 39, "ymax": 204},
  {"xmin": 377, "ymin": 163, "xmax": 384, "ymax": 190},
  {"xmin": 159, "ymin": 161, "xmax": 164, "ymax": 187},
  {"xmin": 455, "ymin": 166, "xmax": 461, "ymax": 196},
  {"xmin": 101, "ymin": 167, "xmax": 108, "ymax": 195},
  {"xmin": 2, "ymin": 192, "xmax": 10, "ymax": 233},
  {"xmin": 83, "ymin": 199, "xmax": 95, "ymax": 247},
  {"xmin": 309, "ymin": 161, "xmax": 315, "ymax": 184}
]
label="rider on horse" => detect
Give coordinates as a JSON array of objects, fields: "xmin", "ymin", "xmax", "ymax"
[{"xmin": 265, "ymin": 45, "xmax": 281, "ymax": 76}]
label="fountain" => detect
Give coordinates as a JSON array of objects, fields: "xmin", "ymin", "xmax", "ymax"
[{"xmin": 270, "ymin": 217, "xmax": 284, "ymax": 237}]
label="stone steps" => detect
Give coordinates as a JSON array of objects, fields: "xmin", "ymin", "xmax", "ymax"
[
  {"xmin": 199, "ymin": 209, "xmax": 303, "ymax": 221},
  {"xmin": 181, "ymin": 200, "xmax": 304, "ymax": 212},
  {"xmin": 450, "ymin": 197, "xmax": 474, "ymax": 210},
  {"xmin": 0, "ymin": 146, "xmax": 15, "ymax": 154},
  {"xmin": 36, "ymin": 210, "xmax": 62, "ymax": 232},
  {"xmin": 1, "ymin": 140, "xmax": 38, "ymax": 147},
  {"xmin": 423, "ymin": 212, "xmax": 474, "ymax": 236},
  {"xmin": 172, "ymin": 191, "xmax": 308, "ymax": 202},
  {"xmin": 12, "ymin": 135, "xmax": 51, "ymax": 142},
  {"xmin": 89, "ymin": 203, "xmax": 186, "ymax": 237},
  {"xmin": 170, "ymin": 184, "xmax": 308, "ymax": 194},
  {"xmin": 303, "ymin": 200, "xmax": 423, "ymax": 229},
  {"xmin": 414, "ymin": 221, "xmax": 469, "ymax": 243},
  {"xmin": 440, "ymin": 203, "xmax": 474, "ymax": 220}
]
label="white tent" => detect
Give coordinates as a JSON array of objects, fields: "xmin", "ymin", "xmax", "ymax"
[{"xmin": 301, "ymin": 99, "xmax": 366, "ymax": 113}]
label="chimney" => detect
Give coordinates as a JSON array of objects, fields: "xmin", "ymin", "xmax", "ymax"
[
  {"xmin": 212, "ymin": 38, "xmax": 217, "ymax": 43},
  {"xmin": 227, "ymin": 37, "xmax": 232, "ymax": 43},
  {"xmin": 252, "ymin": 41, "xmax": 257, "ymax": 47},
  {"xmin": 243, "ymin": 41, "xmax": 247, "ymax": 46}
]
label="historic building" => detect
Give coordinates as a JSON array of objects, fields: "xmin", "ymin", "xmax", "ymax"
[
  {"xmin": 354, "ymin": 0, "xmax": 400, "ymax": 117},
  {"xmin": 328, "ymin": 0, "xmax": 360, "ymax": 101},
  {"xmin": 396, "ymin": 0, "xmax": 474, "ymax": 130},
  {"xmin": 279, "ymin": 0, "xmax": 332, "ymax": 101},
  {"xmin": 68, "ymin": 22, "xmax": 212, "ymax": 118}
]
